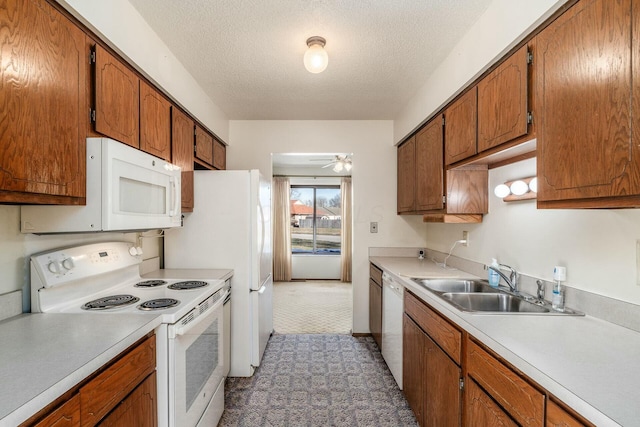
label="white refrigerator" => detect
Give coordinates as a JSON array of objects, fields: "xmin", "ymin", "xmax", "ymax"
[{"xmin": 164, "ymin": 170, "xmax": 273, "ymax": 377}]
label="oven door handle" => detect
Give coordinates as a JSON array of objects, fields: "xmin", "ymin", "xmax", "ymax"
[{"xmin": 172, "ymin": 290, "xmax": 227, "ymax": 338}]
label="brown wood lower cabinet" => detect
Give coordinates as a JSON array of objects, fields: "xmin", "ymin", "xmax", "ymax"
[
  {"xmin": 33, "ymin": 395, "xmax": 80, "ymax": 427},
  {"xmin": 403, "ymin": 291, "xmax": 462, "ymax": 426},
  {"xmin": 369, "ymin": 263, "xmax": 383, "ymax": 349},
  {"xmin": 369, "ymin": 278, "xmax": 382, "ymax": 348},
  {"xmin": 99, "ymin": 372, "xmax": 157, "ymax": 427},
  {"xmin": 465, "ymin": 378, "xmax": 518, "ymax": 427},
  {"xmin": 399, "ymin": 289, "xmax": 595, "ymax": 427},
  {"xmin": 22, "ymin": 335, "xmax": 156, "ymax": 427}
]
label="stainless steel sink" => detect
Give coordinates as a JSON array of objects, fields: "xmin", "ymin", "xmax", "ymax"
[
  {"xmin": 410, "ymin": 277, "xmax": 583, "ymax": 315},
  {"xmin": 441, "ymin": 292, "xmax": 550, "ymax": 314},
  {"xmin": 413, "ymin": 278, "xmax": 499, "ymax": 294}
]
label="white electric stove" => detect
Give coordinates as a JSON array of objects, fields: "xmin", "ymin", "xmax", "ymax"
[{"xmin": 30, "ymin": 241, "xmax": 228, "ymax": 427}]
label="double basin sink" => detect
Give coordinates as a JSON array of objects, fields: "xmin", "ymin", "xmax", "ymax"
[{"xmin": 412, "ymin": 278, "xmax": 582, "ymax": 315}]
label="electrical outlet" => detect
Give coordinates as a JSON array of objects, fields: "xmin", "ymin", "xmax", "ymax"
[
  {"xmin": 370, "ymin": 222, "xmax": 378, "ymax": 233},
  {"xmin": 462, "ymin": 231, "xmax": 469, "ymax": 246}
]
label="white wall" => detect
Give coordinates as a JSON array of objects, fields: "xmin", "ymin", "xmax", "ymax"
[
  {"xmin": 229, "ymin": 120, "xmax": 427, "ymax": 332},
  {"xmin": 292, "ymin": 256, "xmax": 341, "ymax": 280},
  {"xmin": 427, "ymin": 158, "xmax": 640, "ymax": 305},
  {"xmin": 393, "ymin": 0, "xmax": 568, "ymax": 144},
  {"xmin": 56, "ymin": 0, "xmax": 229, "ymax": 142},
  {"xmin": 0, "ymin": 206, "xmax": 164, "ymax": 313}
]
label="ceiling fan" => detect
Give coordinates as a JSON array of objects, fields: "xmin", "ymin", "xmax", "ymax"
[{"xmin": 320, "ymin": 155, "xmax": 352, "ymax": 172}]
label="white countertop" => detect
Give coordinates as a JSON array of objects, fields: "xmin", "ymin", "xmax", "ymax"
[
  {"xmin": 0, "ymin": 313, "xmax": 161, "ymax": 426},
  {"xmin": 370, "ymin": 256, "xmax": 640, "ymax": 427},
  {"xmin": 0, "ymin": 269, "xmax": 233, "ymax": 426}
]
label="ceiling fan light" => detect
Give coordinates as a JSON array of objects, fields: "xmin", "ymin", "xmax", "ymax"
[
  {"xmin": 304, "ymin": 37, "xmax": 328, "ymax": 73},
  {"xmin": 333, "ymin": 161, "xmax": 344, "ymax": 172},
  {"xmin": 344, "ymin": 161, "xmax": 352, "ymax": 171}
]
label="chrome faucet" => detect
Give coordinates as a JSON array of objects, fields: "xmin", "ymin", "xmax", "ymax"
[{"xmin": 488, "ymin": 264, "xmax": 519, "ymax": 294}]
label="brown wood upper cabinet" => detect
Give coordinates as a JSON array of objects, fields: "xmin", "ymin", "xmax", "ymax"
[
  {"xmin": 444, "ymin": 88, "xmax": 477, "ymax": 165},
  {"xmin": 416, "ymin": 117, "xmax": 446, "ymax": 211},
  {"xmin": 0, "ymin": 0, "xmax": 86, "ymax": 204},
  {"xmin": 213, "ymin": 138, "xmax": 227, "ymax": 170},
  {"xmin": 172, "ymin": 109, "xmax": 195, "ymax": 212},
  {"xmin": 477, "ymin": 44, "xmax": 531, "ymax": 153},
  {"xmin": 194, "ymin": 125, "xmax": 214, "ymax": 169},
  {"xmin": 398, "ymin": 115, "xmax": 488, "ymax": 220},
  {"xmin": 537, "ymin": 0, "xmax": 640, "ymax": 208},
  {"xmin": 397, "ymin": 136, "xmax": 416, "ymax": 213},
  {"xmin": 93, "ymin": 44, "xmax": 140, "ymax": 149},
  {"xmin": 139, "ymin": 80, "xmax": 171, "ymax": 161}
]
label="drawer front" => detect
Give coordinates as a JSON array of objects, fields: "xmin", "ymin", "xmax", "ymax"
[
  {"xmin": 467, "ymin": 339, "xmax": 544, "ymax": 427},
  {"xmin": 369, "ymin": 263, "xmax": 383, "ymax": 285},
  {"xmin": 34, "ymin": 394, "xmax": 80, "ymax": 427},
  {"xmin": 404, "ymin": 290, "xmax": 461, "ymax": 365},
  {"xmin": 80, "ymin": 335, "xmax": 156, "ymax": 427},
  {"xmin": 546, "ymin": 400, "xmax": 591, "ymax": 427}
]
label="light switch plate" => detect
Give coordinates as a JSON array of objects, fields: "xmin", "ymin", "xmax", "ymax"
[{"xmin": 370, "ymin": 222, "xmax": 378, "ymax": 233}]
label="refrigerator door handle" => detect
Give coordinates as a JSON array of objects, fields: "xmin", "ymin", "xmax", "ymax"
[{"xmin": 251, "ymin": 274, "xmax": 271, "ymax": 293}]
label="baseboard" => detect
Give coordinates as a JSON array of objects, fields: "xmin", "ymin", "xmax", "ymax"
[{"xmin": 351, "ymin": 332, "xmax": 372, "ymax": 337}]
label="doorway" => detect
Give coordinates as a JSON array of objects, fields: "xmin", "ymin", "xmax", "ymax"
[{"xmin": 271, "ymin": 153, "xmax": 353, "ymax": 333}]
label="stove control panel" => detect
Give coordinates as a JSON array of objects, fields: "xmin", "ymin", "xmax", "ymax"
[{"xmin": 31, "ymin": 242, "xmax": 142, "ymax": 290}]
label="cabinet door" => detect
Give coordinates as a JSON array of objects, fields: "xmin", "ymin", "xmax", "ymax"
[
  {"xmin": 369, "ymin": 279, "xmax": 382, "ymax": 349},
  {"xmin": 94, "ymin": 44, "xmax": 140, "ymax": 149},
  {"xmin": 0, "ymin": 0, "xmax": 86, "ymax": 203},
  {"xmin": 172, "ymin": 108, "xmax": 195, "ymax": 211},
  {"xmin": 478, "ymin": 45, "xmax": 529, "ymax": 152},
  {"xmin": 465, "ymin": 378, "xmax": 518, "ymax": 427},
  {"xmin": 33, "ymin": 394, "xmax": 80, "ymax": 427},
  {"xmin": 140, "ymin": 80, "xmax": 171, "ymax": 161},
  {"xmin": 402, "ymin": 314, "xmax": 426, "ymax": 426},
  {"xmin": 194, "ymin": 125, "xmax": 214, "ymax": 167},
  {"xmin": 546, "ymin": 400, "xmax": 590, "ymax": 427},
  {"xmin": 99, "ymin": 372, "xmax": 157, "ymax": 427},
  {"xmin": 424, "ymin": 336, "xmax": 461, "ymax": 427},
  {"xmin": 416, "ymin": 116, "xmax": 444, "ymax": 211},
  {"xmin": 444, "ymin": 89, "xmax": 477, "ymax": 165},
  {"xmin": 212, "ymin": 138, "xmax": 226, "ymax": 170},
  {"xmin": 537, "ymin": 0, "xmax": 637, "ymax": 205},
  {"xmin": 397, "ymin": 137, "xmax": 416, "ymax": 213}
]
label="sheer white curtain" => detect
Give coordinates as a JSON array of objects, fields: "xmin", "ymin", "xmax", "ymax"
[
  {"xmin": 273, "ymin": 177, "xmax": 292, "ymax": 282},
  {"xmin": 340, "ymin": 177, "xmax": 352, "ymax": 282}
]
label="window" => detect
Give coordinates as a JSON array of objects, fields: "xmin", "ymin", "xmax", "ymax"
[{"xmin": 290, "ymin": 185, "xmax": 341, "ymax": 254}]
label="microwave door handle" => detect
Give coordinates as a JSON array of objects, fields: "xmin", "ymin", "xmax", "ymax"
[{"xmin": 169, "ymin": 176, "xmax": 178, "ymax": 217}]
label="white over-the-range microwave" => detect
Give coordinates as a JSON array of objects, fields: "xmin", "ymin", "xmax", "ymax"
[{"xmin": 21, "ymin": 138, "xmax": 182, "ymax": 234}]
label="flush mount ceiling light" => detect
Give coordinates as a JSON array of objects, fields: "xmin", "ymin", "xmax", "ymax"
[{"xmin": 304, "ymin": 36, "xmax": 328, "ymax": 73}]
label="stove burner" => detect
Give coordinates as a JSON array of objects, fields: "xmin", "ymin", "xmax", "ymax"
[
  {"xmin": 82, "ymin": 294, "xmax": 140, "ymax": 310},
  {"xmin": 135, "ymin": 279, "xmax": 168, "ymax": 288},
  {"xmin": 138, "ymin": 298, "xmax": 180, "ymax": 311},
  {"xmin": 168, "ymin": 280, "xmax": 209, "ymax": 290}
]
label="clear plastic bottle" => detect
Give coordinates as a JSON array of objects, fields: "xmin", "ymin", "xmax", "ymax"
[
  {"xmin": 552, "ymin": 266, "xmax": 566, "ymax": 312},
  {"xmin": 488, "ymin": 258, "xmax": 500, "ymax": 288}
]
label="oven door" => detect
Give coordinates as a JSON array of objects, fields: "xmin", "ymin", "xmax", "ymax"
[{"xmin": 168, "ymin": 290, "xmax": 226, "ymax": 427}]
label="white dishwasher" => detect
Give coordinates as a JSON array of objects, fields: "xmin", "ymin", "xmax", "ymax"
[{"xmin": 382, "ymin": 272, "xmax": 403, "ymax": 389}]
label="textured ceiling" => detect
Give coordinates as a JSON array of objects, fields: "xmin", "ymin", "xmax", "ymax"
[{"xmin": 128, "ymin": 0, "xmax": 493, "ymax": 120}]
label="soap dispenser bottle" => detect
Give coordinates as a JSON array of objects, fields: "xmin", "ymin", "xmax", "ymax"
[
  {"xmin": 552, "ymin": 266, "xmax": 566, "ymax": 312},
  {"xmin": 488, "ymin": 258, "xmax": 500, "ymax": 288}
]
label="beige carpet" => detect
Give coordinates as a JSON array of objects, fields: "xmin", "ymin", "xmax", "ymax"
[{"xmin": 273, "ymin": 281, "xmax": 352, "ymax": 334}]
